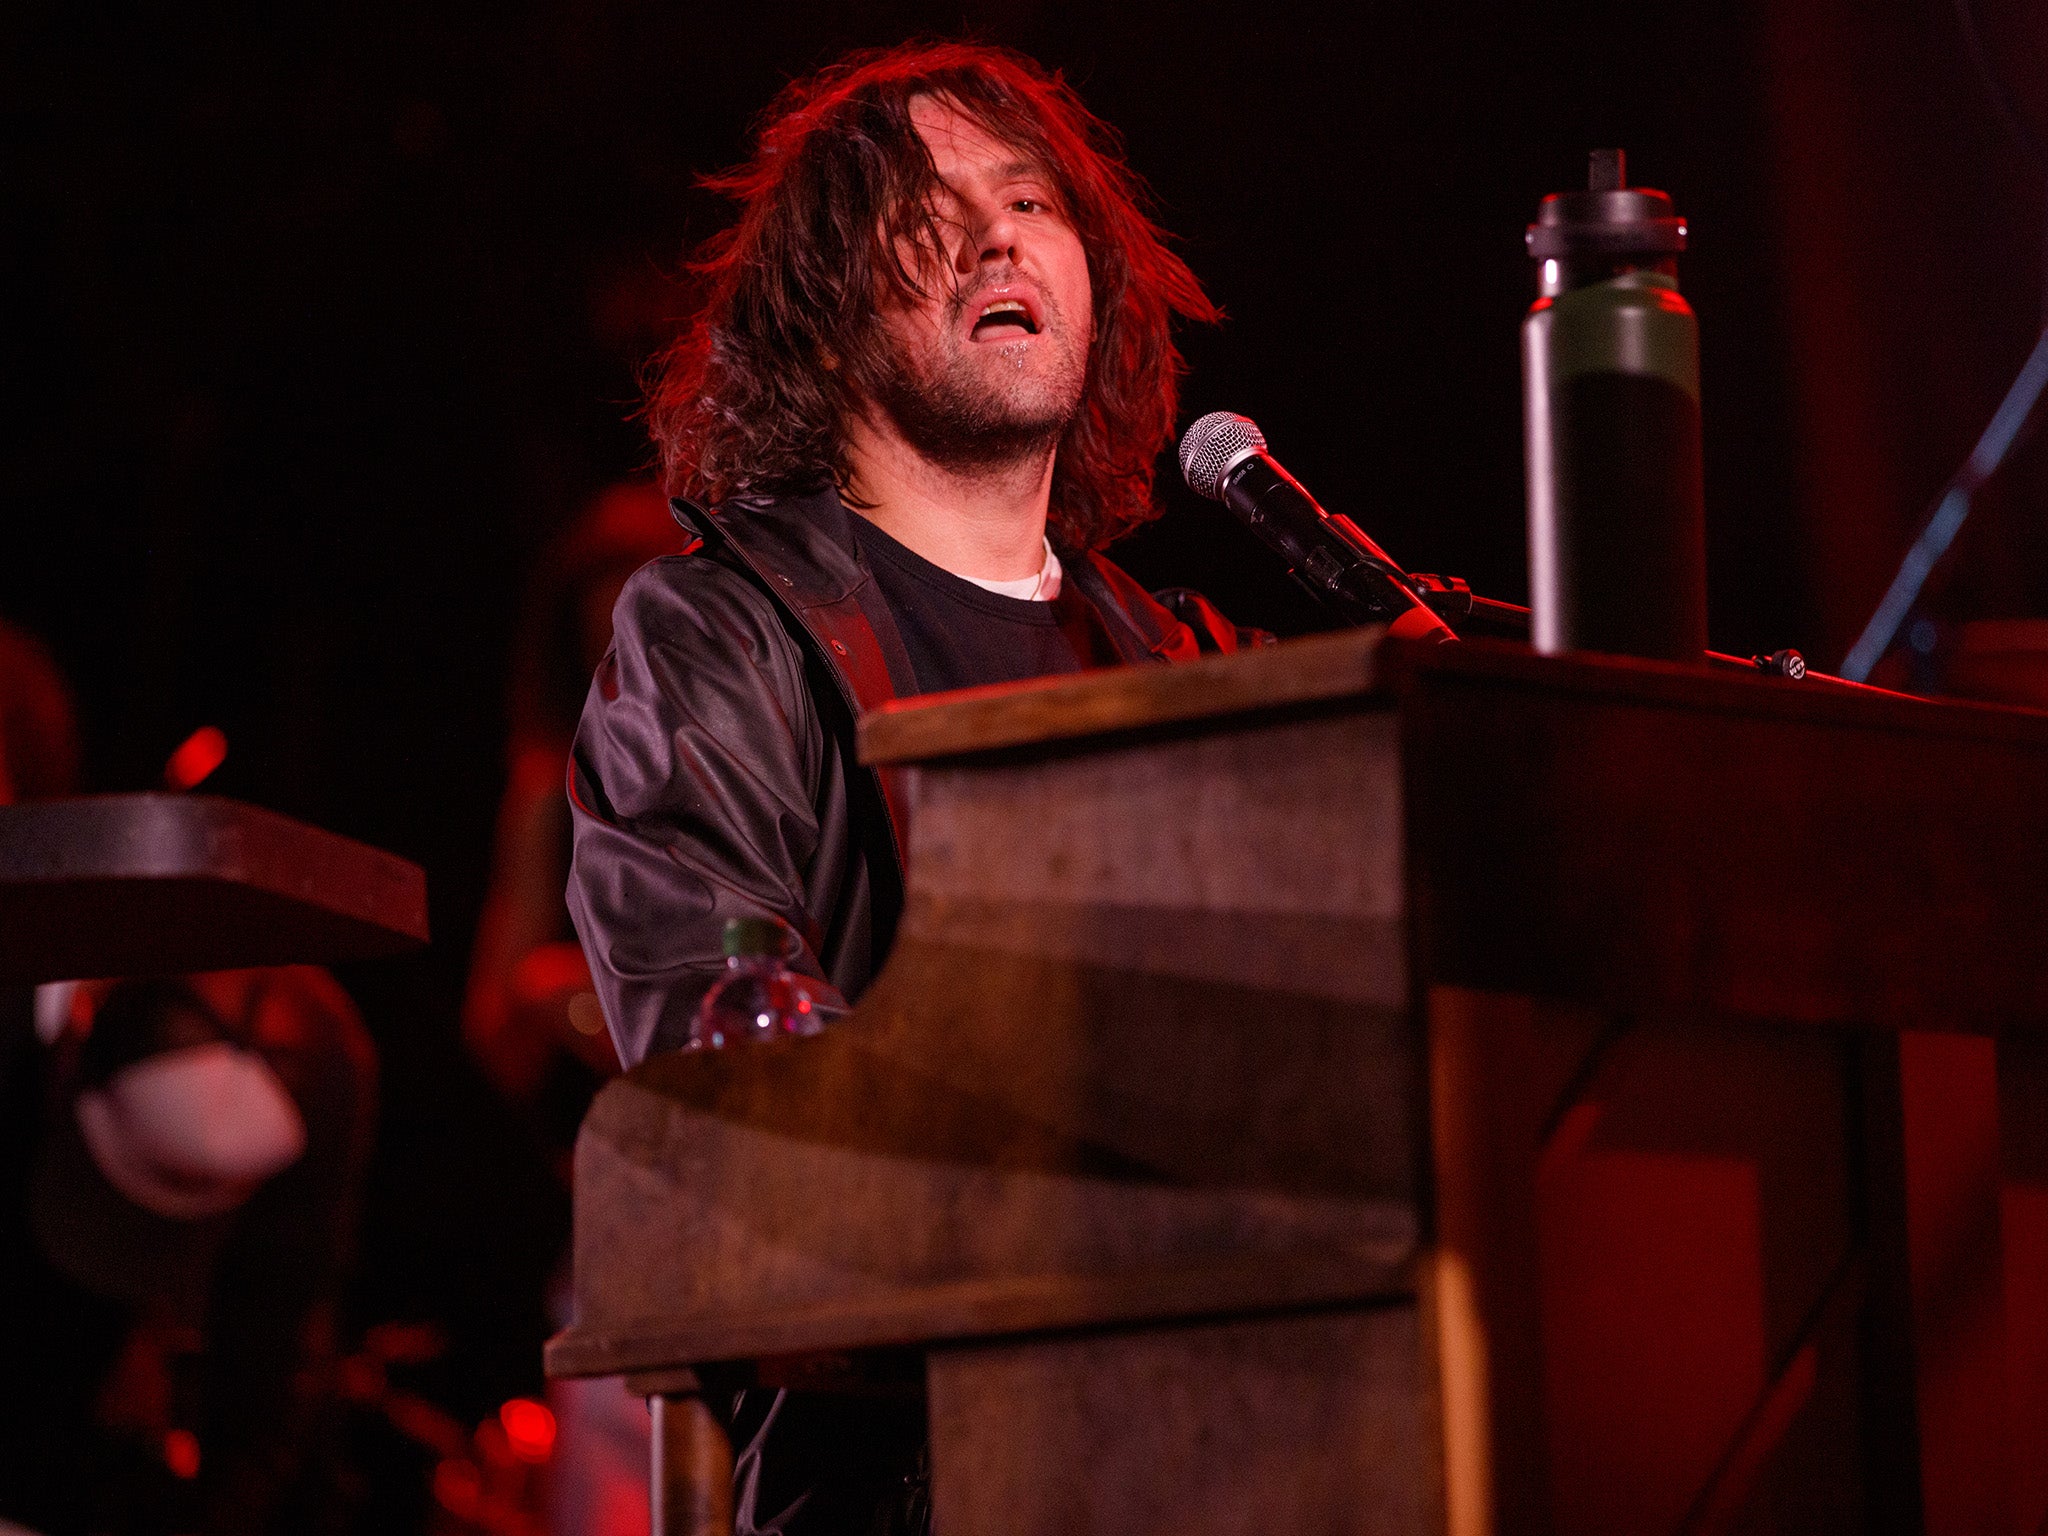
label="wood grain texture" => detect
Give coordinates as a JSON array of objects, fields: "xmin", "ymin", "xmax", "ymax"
[
  {"xmin": 1403, "ymin": 660, "xmax": 2048, "ymax": 1031},
  {"xmin": 552, "ymin": 634, "xmax": 2048, "ymax": 1536},
  {"xmin": 858, "ymin": 625, "xmax": 1388, "ymax": 764},
  {"xmin": 548, "ymin": 1250, "xmax": 1413, "ymax": 1380},
  {"xmin": 928, "ymin": 1304, "xmax": 1439, "ymax": 1536},
  {"xmin": 1882, "ymin": 1032, "xmax": 2014, "ymax": 1535},
  {"xmin": 1999, "ymin": 1038, "xmax": 2048, "ymax": 1536},
  {"xmin": 1428, "ymin": 989, "xmax": 1869, "ymax": 1535},
  {"xmin": 551, "ymin": 704, "xmax": 1421, "ymax": 1378},
  {"xmin": 857, "ymin": 624, "xmax": 2043, "ymax": 770}
]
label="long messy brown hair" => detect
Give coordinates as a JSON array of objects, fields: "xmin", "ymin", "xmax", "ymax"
[{"xmin": 643, "ymin": 40, "xmax": 1220, "ymax": 550}]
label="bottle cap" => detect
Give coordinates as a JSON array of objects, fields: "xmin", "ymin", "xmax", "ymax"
[
  {"xmin": 721, "ymin": 915, "xmax": 794, "ymax": 959},
  {"xmin": 1526, "ymin": 149, "xmax": 1687, "ymax": 262}
]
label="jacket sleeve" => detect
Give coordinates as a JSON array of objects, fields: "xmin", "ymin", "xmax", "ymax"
[{"xmin": 564, "ymin": 555, "xmax": 845, "ymax": 1067}]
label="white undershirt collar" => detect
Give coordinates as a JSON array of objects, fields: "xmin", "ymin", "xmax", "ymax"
[{"xmin": 960, "ymin": 537, "xmax": 1062, "ymax": 602}]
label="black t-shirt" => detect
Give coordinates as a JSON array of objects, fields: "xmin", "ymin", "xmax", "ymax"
[{"xmin": 853, "ymin": 517, "xmax": 1124, "ymax": 695}]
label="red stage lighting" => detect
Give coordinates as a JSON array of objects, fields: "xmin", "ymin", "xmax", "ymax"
[
  {"xmin": 163, "ymin": 1429, "xmax": 201, "ymax": 1481},
  {"xmin": 499, "ymin": 1397, "xmax": 557, "ymax": 1463},
  {"xmin": 163, "ymin": 726, "xmax": 228, "ymax": 791}
]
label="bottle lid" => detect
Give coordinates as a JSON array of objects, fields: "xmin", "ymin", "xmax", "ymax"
[
  {"xmin": 1526, "ymin": 149, "xmax": 1687, "ymax": 261},
  {"xmin": 721, "ymin": 915, "xmax": 794, "ymax": 959}
]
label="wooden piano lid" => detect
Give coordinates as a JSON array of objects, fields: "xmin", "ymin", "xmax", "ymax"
[
  {"xmin": 0, "ymin": 793, "xmax": 429, "ymax": 984},
  {"xmin": 859, "ymin": 626, "xmax": 1390, "ymax": 765},
  {"xmin": 859, "ymin": 623, "xmax": 2043, "ymax": 768}
]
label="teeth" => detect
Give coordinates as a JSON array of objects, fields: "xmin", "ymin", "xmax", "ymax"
[{"xmin": 979, "ymin": 300, "xmax": 1026, "ymax": 317}]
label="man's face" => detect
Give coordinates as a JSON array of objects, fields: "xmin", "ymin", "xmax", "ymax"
[{"xmin": 868, "ymin": 96, "xmax": 1094, "ymax": 473}]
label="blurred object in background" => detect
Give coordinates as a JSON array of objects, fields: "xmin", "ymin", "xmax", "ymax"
[
  {"xmin": 29, "ymin": 969, "xmax": 376, "ymax": 1536},
  {"xmin": 0, "ymin": 618, "xmax": 379, "ymax": 1536},
  {"xmin": 0, "ymin": 619, "xmax": 80, "ymax": 804},
  {"xmin": 1944, "ymin": 618, "xmax": 2048, "ymax": 709},
  {"xmin": 163, "ymin": 725, "xmax": 231, "ymax": 792},
  {"xmin": 462, "ymin": 480, "xmax": 680, "ymax": 1536},
  {"xmin": 0, "ymin": 615, "xmax": 91, "ymax": 1536},
  {"xmin": 335, "ymin": 1320, "xmax": 572, "ymax": 1536},
  {"xmin": 541, "ymin": 1380, "xmax": 646, "ymax": 1536},
  {"xmin": 463, "ymin": 480, "xmax": 686, "ymax": 1155}
]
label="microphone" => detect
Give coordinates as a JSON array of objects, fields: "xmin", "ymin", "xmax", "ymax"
[{"xmin": 1178, "ymin": 412, "xmax": 1456, "ymax": 643}]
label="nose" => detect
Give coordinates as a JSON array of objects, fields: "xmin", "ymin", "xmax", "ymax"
[{"xmin": 959, "ymin": 199, "xmax": 1020, "ymax": 273}]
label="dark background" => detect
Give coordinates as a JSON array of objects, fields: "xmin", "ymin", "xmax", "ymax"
[{"xmin": 7, "ymin": 0, "xmax": 2046, "ymax": 1457}]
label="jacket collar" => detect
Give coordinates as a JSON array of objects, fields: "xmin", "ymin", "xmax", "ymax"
[
  {"xmin": 673, "ymin": 484, "xmax": 1182, "ymax": 696},
  {"xmin": 677, "ymin": 485, "xmax": 869, "ymax": 612},
  {"xmin": 673, "ymin": 487, "xmax": 917, "ymax": 715}
]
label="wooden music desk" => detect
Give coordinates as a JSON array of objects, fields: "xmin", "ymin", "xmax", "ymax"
[{"xmin": 549, "ymin": 630, "xmax": 2048, "ymax": 1536}]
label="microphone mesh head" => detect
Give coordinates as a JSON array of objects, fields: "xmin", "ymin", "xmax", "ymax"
[{"xmin": 1178, "ymin": 411, "xmax": 1267, "ymax": 501}]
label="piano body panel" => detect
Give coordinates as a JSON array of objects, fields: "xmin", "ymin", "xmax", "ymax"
[
  {"xmin": 1402, "ymin": 657, "xmax": 2048, "ymax": 1031},
  {"xmin": 1999, "ymin": 1034, "xmax": 2048, "ymax": 1530},
  {"xmin": 928, "ymin": 1304, "xmax": 1441, "ymax": 1536},
  {"xmin": 550, "ymin": 702, "xmax": 1425, "ymax": 1380},
  {"xmin": 1400, "ymin": 654, "xmax": 2048, "ymax": 1535},
  {"xmin": 550, "ymin": 630, "xmax": 2048, "ymax": 1534},
  {"xmin": 1426, "ymin": 987, "xmax": 1877, "ymax": 1535}
]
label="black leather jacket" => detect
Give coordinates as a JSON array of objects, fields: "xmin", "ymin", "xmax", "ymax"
[{"xmin": 566, "ymin": 485, "xmax": 1260, "ymax": 1067}]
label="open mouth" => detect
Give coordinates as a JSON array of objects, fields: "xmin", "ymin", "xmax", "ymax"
[{"xmin": 970, "ymin": 298, "xmax": 1039, "ymax": 340}]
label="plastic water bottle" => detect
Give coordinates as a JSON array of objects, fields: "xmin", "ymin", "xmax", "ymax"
[{"xmin": 687, "ymin": 916, "xmax": 842, "ymax": 1050}]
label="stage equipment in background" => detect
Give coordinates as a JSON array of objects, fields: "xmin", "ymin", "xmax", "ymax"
[
  {"xmin": 0, "ymin": 794, "xmax": 428, "ymax": 983},
  {"xmin": 1838, "ymin": 0, "xmax": 2048, "ymax": 684},
  {"xmin": 1522, "ymin": 148, "xmax": 1706, "ymax": 663},
  {"xmin": 1839, "ymin": 323, "xmax": 2048, "ymax": 682},
  {"xmin": 1177, "ymin": 411, "xmax": 1459, "ymax": 642}
]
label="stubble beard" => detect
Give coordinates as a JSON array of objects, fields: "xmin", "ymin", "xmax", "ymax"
[{"xmin": 873, "ymin": 284, "xmax": 1089, "ymax": 480}]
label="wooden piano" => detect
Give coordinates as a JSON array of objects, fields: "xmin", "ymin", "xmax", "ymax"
[{"xmin": 547, "ymin": 629, "xmax": 2048, "ymax": 1535}]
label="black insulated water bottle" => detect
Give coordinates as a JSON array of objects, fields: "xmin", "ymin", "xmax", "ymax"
[{"xmin": 1523, "ymin": 149, "xmax": 1708, "ymax": 663}]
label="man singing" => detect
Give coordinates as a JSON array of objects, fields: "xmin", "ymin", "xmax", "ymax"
[
  {"xmin": 565, "ymin": 39, "xmax": 1257, "ymax": 1530},
  {"xmin": 568, "ymin": 40, "xmax": 1256, "ymax": 1066}
]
